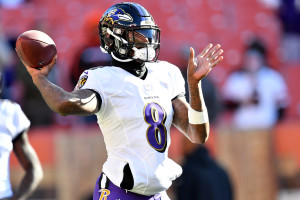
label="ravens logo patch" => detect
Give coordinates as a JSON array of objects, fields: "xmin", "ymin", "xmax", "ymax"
[{"xmin": 76, "ymin": 75, "xmax": 88, "ymax": 89}]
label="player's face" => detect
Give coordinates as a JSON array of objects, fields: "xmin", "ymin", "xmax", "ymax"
[{"xmin": 244, "ymin": 51, "xmax": 264, "ymax": 72}]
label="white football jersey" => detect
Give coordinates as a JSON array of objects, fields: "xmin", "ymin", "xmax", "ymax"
[
  {"xmin": 76, "ymin": 61, "xmax": 185, "ymax": 195},
  {"xmin": 0, "ymin": 99, "xmax": 30, "ymax": 199}
]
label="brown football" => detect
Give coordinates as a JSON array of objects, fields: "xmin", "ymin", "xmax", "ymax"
[{"xmin": 15, "ymin": 30, "xmax": 57, "ymax": 68}]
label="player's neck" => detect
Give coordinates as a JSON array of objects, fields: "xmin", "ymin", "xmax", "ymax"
[{"xmin": 112, "ymin": 59, "xmax": 147, "ymax": 80}]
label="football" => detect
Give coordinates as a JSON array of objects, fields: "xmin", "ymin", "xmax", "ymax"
[{"xmin": 15, "ymin": 30, "xmax": 57, "ymax": 68}]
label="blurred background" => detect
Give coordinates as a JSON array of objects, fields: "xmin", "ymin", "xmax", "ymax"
[{"xmin": 1, "ymin": 0, "xmax": 300, "ymax": 199}]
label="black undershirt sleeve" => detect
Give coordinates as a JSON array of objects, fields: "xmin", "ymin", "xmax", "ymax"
[
  {"xmin": 172, "ymin": 92, "xmax": 185, "ymax": 101},
  {"xmin": 86, "ymin": 89, "xmax": 102, "ymax": 113}
]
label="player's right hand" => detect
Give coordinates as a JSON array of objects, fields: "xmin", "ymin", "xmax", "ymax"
[{"xmin": 19, "ymin": 53, "xmax": 57, "ymax": 80}]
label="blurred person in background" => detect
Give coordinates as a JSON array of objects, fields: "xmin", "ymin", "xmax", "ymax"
[
  {"xmin": 0, "ymin": 24, "xmax": 14, "ymax": 100},
  {"xmin": 278, "ymin": 0, "xmax": 300, "ymax": 62},
  {"xmin": 219, "ymin": 38, "xmax": 288, "ymax": 200},
  {"xmin": 1, "ymin": 20, "xmax": 53, "ymax": 127},
  {"xmin": 0, "ymin": 72, "xmax": 43, "ymax": 200},
  {"xmin": 222, "ymin": 38, "xmax": 289, "ymax": 130},
  {"xmin": 0, "ymin": 0, "xmax": 28, "ymax": 9},
  {"xmin": 176, "ymin": 141, "xmax": 233, "ymax": 200},
  {"xmin": 17, "ymin": 2, "xmax": 223, "ymax": 200},
  {"xmin": 176, "ymin": 75, "xmax": 233, "ymax": 200},
  {"xmin": 70, "ymin": 11, "xmax": 111, "ymax": 86}
]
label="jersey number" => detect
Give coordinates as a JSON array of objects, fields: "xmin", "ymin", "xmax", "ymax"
[{"xmin": 143, "ymin": 102, "xmax": 167, "ymax": 153}]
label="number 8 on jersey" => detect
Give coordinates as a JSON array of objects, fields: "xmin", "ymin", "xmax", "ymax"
[{"xmin": 144, "ymin": 102, "xmax": 167, "ymax": 153}]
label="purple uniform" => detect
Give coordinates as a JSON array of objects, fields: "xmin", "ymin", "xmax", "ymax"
[{"xmin": 93, "ymin": 173, "xmax": 170, "ymax": 200}]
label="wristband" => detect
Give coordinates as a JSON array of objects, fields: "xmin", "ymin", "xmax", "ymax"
[{"xmin": 188, "ymin": 107, "xmax": 209, "ymax": 124}]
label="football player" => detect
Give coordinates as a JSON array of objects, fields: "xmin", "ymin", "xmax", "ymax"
[
  {"xmin": 19, "ymin": 2, "xmax": 223, "ymax": 200},
  {"xmin": 0, "ymin": 72, "xmax": 43, "ymax": 200}
]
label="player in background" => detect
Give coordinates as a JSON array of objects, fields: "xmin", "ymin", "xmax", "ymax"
[
  {"xmin": 18, "ymin": 2, "xmax": 223, "ymax": 200},
  {"xmin": 0, "ymin": 72, "xmax": 43, "ymax": 200}
]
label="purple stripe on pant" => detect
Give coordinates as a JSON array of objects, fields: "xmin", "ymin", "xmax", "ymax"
[{"xmin": 93, "ymin": 173, "xmax": 170, "ymax": 200}]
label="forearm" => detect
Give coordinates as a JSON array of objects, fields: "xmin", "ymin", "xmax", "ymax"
[
  {"xmin": 32, "ymin": 75, "xmax": 99, "ymax": 116},
  {"xmin": 32, "ymin": 75, "xmax": 70, "ymax": 114},
  {"xmin": 188, "ymin": 80, "xmax": 206, "ymax": 111},
  {"xmin": 12, "ymin": 133, "xmax": 43, "ymax": 200},
  {"xmin": 187, "ymin": 80, "xmax": 210, "ymax": 143},
  {"xmin": 13, "ymin": 169, "xmax": 43, "ymax": 200},
  {"xmin": 172, "ymin": 88, "xmax": 209, "ymax": 144}
]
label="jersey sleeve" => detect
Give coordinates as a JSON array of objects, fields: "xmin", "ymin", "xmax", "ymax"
[
  {"xmin": 170, "ymin": 65, "xmax": 186, "ymax": 100},
  {"xmin": 75, "ymin": 70, "xmax": 100, "ymax": 92},
  {"xmin": 10, "ymin": 103, "xmax": 30, "ymax": 139},
  {"xmin": 74, "ymin": 69, "xmax": 105, "ymax": 115}
]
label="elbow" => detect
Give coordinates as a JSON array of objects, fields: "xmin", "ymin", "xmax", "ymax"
[
  {"xmin": 34, "ymin": 167, "xmax": 44, "ymax": 184},
  {"xmin": 189, "ymin": 126, "xmax": 210, "ymax": 144},
  {"xmin": 55, "ymin": 101, "xmax": 71, "ymax": 116},
  {"xmin": 33, "ymin": 163, "xmax": 44, "ymax": 184},
  {"xmin": 190, "ymin": 133, "xmax": 209, "ymax": 144},
  {"xmin": 27, "ymin": 164, "xmax": 43, "ymax": 185}
]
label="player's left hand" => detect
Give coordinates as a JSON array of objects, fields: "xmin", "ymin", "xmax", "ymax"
[{"xmin": 187, "ymin": 43, "xmax": 223, "ymax": 84}]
